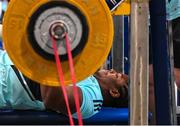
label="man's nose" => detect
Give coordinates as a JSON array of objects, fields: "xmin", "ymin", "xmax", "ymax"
[{"xmin": 122, "ymin": 74, "xmax": 128, "ymax": 81}]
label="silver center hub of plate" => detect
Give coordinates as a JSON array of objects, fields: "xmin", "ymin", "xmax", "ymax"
[{"xmin": 34, "ymin": 6, "xmax": 83, "ymax": 55}]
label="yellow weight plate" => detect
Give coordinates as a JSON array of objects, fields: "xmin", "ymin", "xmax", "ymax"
[{"xmin": 3, "ymin": 0, "xmax": 114, "ymax": 86}]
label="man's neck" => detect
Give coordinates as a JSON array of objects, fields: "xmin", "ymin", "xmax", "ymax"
[{"xmin": 98, "ymin": 81, "xmax": 113, "ymax": 107}]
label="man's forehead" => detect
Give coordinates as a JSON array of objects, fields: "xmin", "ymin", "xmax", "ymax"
[
  {"xmin": 99, "ymin": 69, "xmax": 117, "ymax": 73},
  {"xmin": 99, "ymin": 69, "xmax": 108, "ymax": 72}
]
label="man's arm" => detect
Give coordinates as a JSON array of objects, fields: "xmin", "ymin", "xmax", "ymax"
[{"xmin": 40, "ymin": 85, "xmax": 82, "ymax": 115}]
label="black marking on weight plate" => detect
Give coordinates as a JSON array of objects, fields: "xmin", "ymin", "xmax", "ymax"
[{"xmin": 106, "ymin": 0, "xmax": 125, "ymax": 11}]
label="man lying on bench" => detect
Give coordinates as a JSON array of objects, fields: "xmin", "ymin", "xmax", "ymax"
[{"xmin": 0, "ymin": 50, "xmax": 128, "ymax": 119}]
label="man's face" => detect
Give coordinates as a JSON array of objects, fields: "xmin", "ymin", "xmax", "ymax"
[{"xmin": 94, "ymin": 69, "xmax": 128, "ymax": 92}]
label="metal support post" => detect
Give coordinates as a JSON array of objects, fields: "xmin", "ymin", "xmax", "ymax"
[
  {"xmin": 149, "ymin": 0, "xmax": 177, "ymax": 124},
  {"xmin": 112, "ymin": 16, "xmax": 124, "ymax": 72},
  {"xmin": 123, "ymin": 16, "xmax": 129, "ymax": 75}
]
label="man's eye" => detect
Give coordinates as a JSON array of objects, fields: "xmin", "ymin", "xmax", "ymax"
[{"xmin": 104, "ymin": 71, "xmax": 108, "ymax": 75}]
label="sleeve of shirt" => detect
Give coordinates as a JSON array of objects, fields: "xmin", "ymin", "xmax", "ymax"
[
  {"xmin": 72, "ymin": 86, "xmax": 94, "ymax": 119},
  {"xmin": 72, "ymin": 76, "xmax": 103, "ymax": 119}
]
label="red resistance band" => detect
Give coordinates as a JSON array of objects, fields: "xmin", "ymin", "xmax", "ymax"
[{"xmin": 52, "ymin": 34, "xmax": 83, "ymax": 125}]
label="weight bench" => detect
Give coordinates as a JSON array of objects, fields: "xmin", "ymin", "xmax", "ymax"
[{"xmin": 0, "ymin": 107, "xmax": 128, "ymax": 125}]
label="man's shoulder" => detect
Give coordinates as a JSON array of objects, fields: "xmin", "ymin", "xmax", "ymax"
[
  {"xmin": 77, "ymin": 76, "xmax": 99, "ymax": 87},
  {"xmin": 73, "ymin": 76, "xmax": 103, "ymax": 119},
  {"xmin": 77, "ymin": 75, "xmax": 103, "ymax": 103}
]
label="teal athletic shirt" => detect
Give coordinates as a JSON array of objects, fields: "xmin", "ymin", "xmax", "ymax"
[
  {"xmin": 0, "ymin": 50, "xmax": 103, "ymax": 119},
  {"xmin": 166, "ymin": 0, "xmax": 180, "ymax": 20}
]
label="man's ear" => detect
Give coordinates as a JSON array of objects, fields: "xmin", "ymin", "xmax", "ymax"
[{"xmin": 109, "ymin": 88, "xmax": 120, "ymax": 98}]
